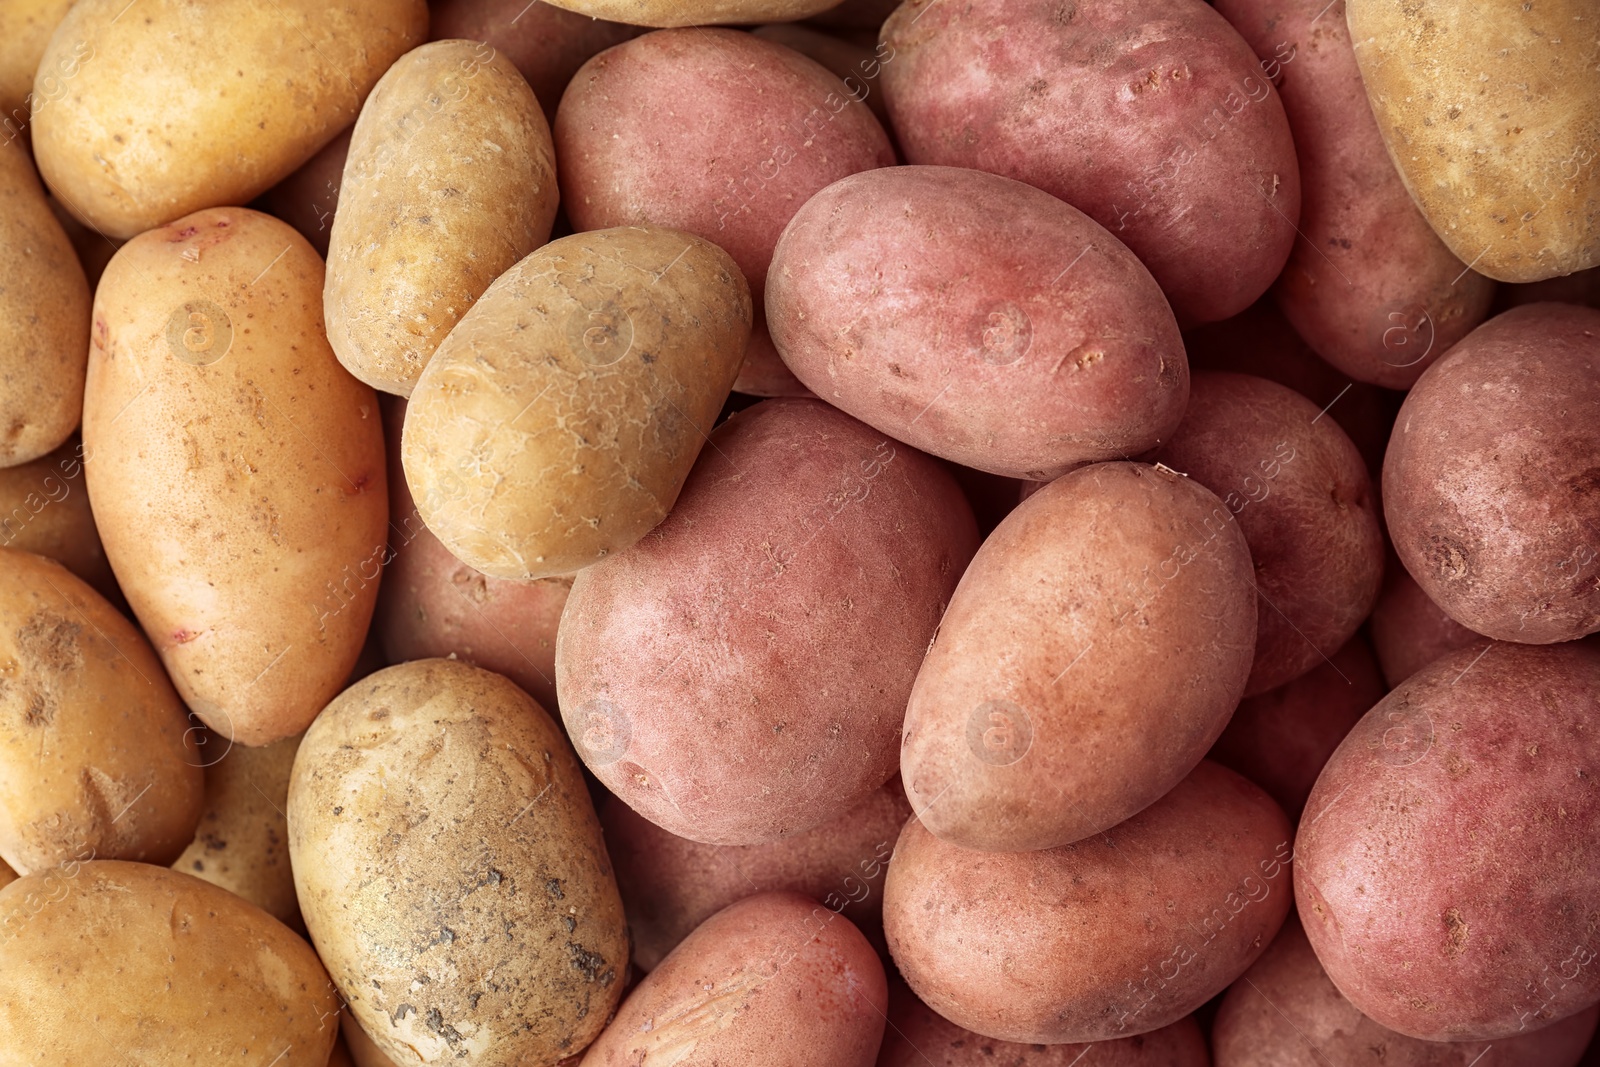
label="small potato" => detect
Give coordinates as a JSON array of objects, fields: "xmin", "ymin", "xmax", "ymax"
[
  {"xmin": 900, "ymin": 462, "xmax": 1256, "ymax": 853},
  {"xmin": 82, "ymin": 208, "xmax": 389, "ymax": 747},
  {"xmin": 289, "ymin": 660, "xmax": 628, "ymax": 1067},
  {"xmin": 0, "ymin": 436, "xmax": 116, "ymax": 601},
  {"xmin": 1368, "ymin": 561, "xmax": 1484, "ymax": 688},
  {"xmin": 1296, "ymin": 641, "xmax": 1600, "ymax": 1041},
  {"xmin": 0, "ymin": 861, "xmax": 339, "ymax": 1063},
  {"xmin": 0, "ymin": 0, "xmax": 74, "ymax": 144},
  {"xmin": 557, "ymin": 398, "xmax": 978, "ymax": 846},
  {"xmin": 1383, "ymin": 304, "xmax": 1600, "ymax": 644},
  {"xmin": 885, "ymin": 761, "xmax": 1294, "ymax": 1044},
  {"xmin": 0, "ymin": 548, "xmax": 203, "ymax": 875},
  {"xmin": 539, "ymin": 0, "xmax": 839, "ymax": 26},
  {"xmin": 255, "ymin": 126, "xmax": 352, "ymax": 258},
  {"xmin": 32, "ymin": 0, "xmax": 426, "ymax": 239},
  {"xmin": 326, "ymin": 41, "xmax": 560, "ymax": 396},
  {"xmin": 0, "ymin": 140, "xmax": 90, "ymax": 469},
  {"xmin": 769, "ymin": 166, "xmax": 1187, "ymax": 480},
  {"xmin": 580, "ymin": 892, "xmax": 887, "ymax": 1067}
]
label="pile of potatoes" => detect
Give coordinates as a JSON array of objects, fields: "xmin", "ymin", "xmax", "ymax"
[{"xmin": 1, "ymin": 0, "xmax": 1598, "ymax": 1063}]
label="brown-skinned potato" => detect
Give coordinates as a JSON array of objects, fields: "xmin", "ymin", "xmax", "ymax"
[
  {"xmin": 0, "ymin": 0, "xmax": 74, "ymax": 147},
  {"xmin": 1369, "ymin": 557, "xmax": 1485, "ymax": 687}
]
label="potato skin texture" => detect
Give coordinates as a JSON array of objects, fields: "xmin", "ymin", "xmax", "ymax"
[
  {"xmin": 751, "ymin": 25, "xmax": 892, "ymax": 127},
  {"xmin": 0, "ymin": 141, "xmax": 90, "ymax": 469},
  {"xmin": 901, "ymin": 462, "xmax": 1256, "ymax": 853},
  {"xmin": 1346, "ymin": 0, "xmax": 1599, "ymax": 283},
  {"xmin": 289, "ymin": 659, "xmax": 627, "ymax": 1067},
  {"xmin": 0, "ymin": 436, "xmax": 116, "ymax": 601},
  {"xmin": 326, "ymin": 40, "xmax": 559, "ymax": 396},
  {"xmin": 768, "ymin": 166, "xmax": 1188, "ymax": 480},
  {"xmin": 1383, "ymin": 304, "xmax": 1600, "ymax": 644},
  {"xmin": 1369, "ymin": 560, "xmax": 1484, "ymax": 688},
  {"xmin": 403, "ymin": 226, "xmax": 750, "ymax": 581},
  {"xmin": 0, "ymin": 861, "xmax": 339, "ymax": 1064},
  {"xmin": 881, "ymin": 0, "xmax": 1299, "ymax": 326},
  {"xmin": 558, "ymin": 398, "xmax": 977, "ymax": 846},
  {"xmin": 602, "ymin": 779, "xmax": 911, "ymax": 971},
  {"xmin": 0, "ymin": 0, "xmax": 74, "ymax": 145},
  {"xmin": 1296, "ymin": 641, "xmax": 1600, "ymax": 1041},
  {"xmin": 1215, "ymin": 918, "xmax": 1600, "ymax": 1067},
  {"xmin": 541, "ymin": 0, "xmax": 838, "ymax": 27},
  {"xmin": 31, "ymin": 0, "xmax": 426, "ymax": 239},
  {"xmin": 580, "ymin": 891, "xmax": 887, "ymax": 1067},
  {"xmin": 886, "ymin": 761, "xmax": 1293, "ymax": 1044}
]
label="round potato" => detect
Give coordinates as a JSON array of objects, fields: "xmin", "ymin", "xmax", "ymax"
[
  {"xmin": 82, "ymin": 207, "xmax": 389, "ymax": 747},
  {"xmin": 901, "ymin": 461, "xmax": 1256, "ymax": 853},
  {"xmin": 580, "ymin": 892, "xmax": 887, "ymax": 1067},
  {"xmin": 557, "ymin": 398, "xmax": 978, "ymax": 846},
  {"xmin": 288, "ymin": 659, "xmax": 628, "ymax": 1067},
  {"xmin": 0, "ymin": 548, "xmax": 203, "ymax": 875},
  {"xmin": 255, "ymin": 126, "xmax": 352, "ymax": 258},
  {"xmin": 886, "ymin": 761, "xmax": 1294, "ymax": 1044},
  {"xmin": 1383, "ymin": 304, "xmax": 1600, "ymax": 644},
  {"xmin": 0, "ymin": 436, "xmax": 116, "ymax": 601},
  {"xmin": 1369, "ymin": 561, "xmax": 1485, "ymax": 688},
  {"xmin": 1296, "ymin": 641, "xmax": 1600, "ymax": 1041},
  {"xmin": 0, "ymin": 0, "xmax": 74, "ymax": 145},
  {"xmin": 768, "ymin": 166, "xmax": 1188, "ymax": 480},
  {"xmin": 540, "ymin": 0, "xmax": 839, "ymax": 26}
]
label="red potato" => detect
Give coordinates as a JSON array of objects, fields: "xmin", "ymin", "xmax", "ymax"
[
  {"xmin": 1368, "ymin": 559, "xmax": 1484, "ymax": 688},
  {"xmin": 1296, "ymin": 641, "xmax": 1600, "ymax": 1041},
  {"xmin": 881, "ymin": 0, "xmax": 1300, "ymax": 326},
  {"xmin": 752, "ymin": 24, "xmax": 892, "ymax": 127},
  {"xmin": 253, "ymin": 126, "xmax": 351, "ymax": 258}
]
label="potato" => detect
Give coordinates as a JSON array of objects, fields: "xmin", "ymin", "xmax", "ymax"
[
  {"xmin": 580, "ymin": 891, "xmax": 887, "ymax": 1066},
  {"xmin": 886, "ymin": 761, "xmax": 1293, "ymax": 1043},
  {"xmin": 81, "ymin": 207, "xmax": 389, "ymax": 746},
  {"xmin": 0, "ymin": 140, "xmax": 89, "ymax": 469},
  {"xmin": 255, "ymin": 126, "xmax": 352, "ymax": 258},
  {"xmin": 0, "ymin": 436, "xmax": 116, "ymax": 601},
  {"xmin": 752, "ymin": 24, "xmax": 892, "ymax": 126},
  {"xmin": 1382, "ymin": 304, "xmax": 1600, "ymax": 644},
  {"xmin": 1346, "ymin": 0, "xmax": 1599, "ymax": 283},
  {"xmin": 554, "ymin": 28, "xmax": 893, "ymax": 396},
  {"xmin": 1151, "ymin": 372, "xmax": 1384, "ymax": 694},
  {"xmin": 602, "ymin": 778, "xmax": 911, "ymax": 970},
  {"xmin": 1215, "ymin": 917, "xmax": 1600, "ymax": 1067},
  {"xmin": 1368, "ymin": 561, "xmax": 1485, "ymax": 688},
  {"xmin": 557, "ymin": 398, "xmax": 977, "ymax": 845},
  {"xmin": 173, "ymin": 732, "xmax": 304, "ymax": 930},
  {"xmin": 807, "ymin": 0, "xmax": 899, "ymax": 30},
  {"xmin": 900, "ymin": 461, "xmax": 1255, "ymax": 853},
  {"xmin": 403, "ymin": 226, "xmax": 749, "ymax": 581},
  {"xmin": 881, "ymin": 0, "xmax": 1300, "ymax": 326},
  {"xmin": 0, "ymin": 548, "xmax": 203, "ymax": 875},
  {"xmin": 768, "ymin": 166, "xmax": 1187, "ymax": 480},
  {"xmin": 1296, "ymin": 641, "xmax": 1600, "ymax": 1041},
  {"xmin": 0, "ymin": 0, "xmax": 74, "ymax": 145},
  {"xmin": 288, "ymin": 659, "xmax": 628, "ymax": 1066},
  {"xmin": 326, "ymin": 40, "xmax": 559, "ymax": 397},
  {"xmin": 0, "ymin": 861, "xmax": 339, "ymax": 1063},
  {"xmin": 342, "ymin": 1016, "xmax": 584, "ymax": 1067},
  {"xmin": 539, "ymin": 0, "xmax": 839, "ymax": 26}
]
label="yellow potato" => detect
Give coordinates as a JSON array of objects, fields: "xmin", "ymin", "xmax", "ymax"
[
  {"xmin": 0, "ymin": 861, "xmax": 340, "ymax": 1063},
  {"xmin": 0, "ymin": 0, "xmax": 74, "ymax": 145},
  {"xmin": 0, "ymin": 547, "xmax": 203, "ymax": 875},
  {"xmin": 326, "ymin": 40, "xmax": 559, "ymax": 396},
  {"xmin": 31, "ymin": 0, "xmax": 427, "ymax": 239},
  {"xmin": 82, "ymin": 207, "xmax": 389, "ymax": 747},
  {"xmin": 0, "ymin": 435, "xmax": 116, "ymax": 601},
  {"xmin": 539, "ymin": 0, "xmax": 837, "ymax": 26},
  {"xmin": 403, "ymin": 226, "xmax": 750, "ymax": 580}
]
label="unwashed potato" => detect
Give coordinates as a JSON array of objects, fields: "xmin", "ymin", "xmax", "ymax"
[
  {"xmin": 1368, "ymin": 560, "xmax": 1484, "ymax": 688},
  {"xmin": 255, "ymin": 126, "xmax": 352, "ymax": 258},
  {"xmin": 580, "ymin": 891, "xmax": 887, "ymax": 1067},
  {"xmin": 31, "ymin": 0, "xmax": 426, "ymax": 239},
  {"xmin": 0, "ymin": 436, "xmax": 116, "ymax": 601},
  {"xmin": 767, "ymin": 166, "xmax": 1189, "ymax": 481},
  {"xmin": 602, "ymin": 778, "xmax": 912, "ymax": 970},
  {"xmin": 900, "ymin": 462, "xmax": 1256, "ymax": 853},
  {"xmin": 751, "ymin": 24, "xmax": 891, "ymax": 126},
  {"xmin": 0, "ymin": 548, "xmax": 203, "ymax": 875},
  {"xmin": 1296, "ymin": 641, "xmax": 1600, "ymax": 1041},
  {"xmin": 881, "ymin": 0, "xmax": 1300, "ymax": 326},
  {"xmin": 82, "ymin": 208, "xmax": 389, "ymax": 746},
  {"xmin": 326, "ymin": 40, "xmax": 559, "ymax": 396},
  {"xmin": 0, "ymin": 140, "xmax": 90, "ymax": 469},
  {"xmin": 342, "ymin": 1015, "xmax": 582, "ymax": 1067},
  {"xmin": 0, "ymin": 0, "xmax": 74, "ymax": 145},
  {"xmin": 1383, "ymin": 304, "xmax": 1600, "ymax": 644},
  {"xmin": 556, "ymin": 398, "xmax": 978, "ymax": 845},
  {"xmin": 1346, "ymin": 0, "xmax": 1600, "ymax": 282},
  {"xmin": 403, "ymin": 226, "xmax": 750, "ymax": 581},
  {"xmin": 1151, "ymin": 372, "xmax": 1384, "ymax": 695},
  {"xmin": 885, "ymin": 761, "xmax": 1294, "ymax": 1044},
  {"xmin": 0, "ymin": 861, "xmax": 340, "ymax": 1063},
  {"xmin": 540, "ymin": 0, "xmax": 839, "ymax": 26},
  {"xmin": 289, "ymin": 659, "xmax": 628, "ymax": 1067}
]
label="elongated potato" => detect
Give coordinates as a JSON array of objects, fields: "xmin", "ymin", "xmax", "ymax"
[
  {"xmin": 82, "ymin": 208, "xmax": 389, "ymax": 746},
  {"xmin": 0, "ymin": 861, "xmax": 340, "ymax": 1064},
  {"xmin": 540, "ymin": 0, "xmax": 838, "ymax": 27},
  {"xmin": 326, "ymin": 40, "xmax": 559, "ymax": 396},
  {"xmin": 0, "ymin": 0, "xmax": 74, "ymax": 144},
  {"xmin": 403, "ymin": 226, "xmax": 750, "ymax": 581},
  {"xmin": 0, "ymin": 436, "xmax": 116, "ymax": 601},
  {"xmin": 32, "ymin": 0, "xmax": 426, "ymax": 239}
]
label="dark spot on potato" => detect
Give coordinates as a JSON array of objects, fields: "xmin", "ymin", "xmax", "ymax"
[
  {"xmin": 392, "ymin": 1003, "xmax": 415, "ymax": 1023},
  {"xmin": 1427, "ymin": 537, "xmax": 1471, "ymax": 581},
  {"xmin": 21, "ymin": 690, "xmax": 54, "ymax": 727},
  {"xmin": 567, "ymin": 943, "xmax": 610, "ymax": 983},
  {"xmin": 18, "ymin": 613, "xmax": 83, "ymax": 672},
  {"xmin": 424, "ymin": 1008, "xmax": 465, "ymax": 1049},
  {"xmin": 332, "ymin": 806, "xmax": 343, "ymax": 815},
  {"xmin": 546, "ymin": 878, "xmax": 565, "ymax": 900}
]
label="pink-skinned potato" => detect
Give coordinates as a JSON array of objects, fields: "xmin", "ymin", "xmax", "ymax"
[
  {"xmin": 768, "ymin": 166, "xmax": 1188, "ymax": 480},
  {"xmin": 752, "ymin": 24, "xmax": 892, "ymax": 127},
  {"xmin": 881, "ymin": 0, "xmax": 1300, "ymax": 326},
  {"xmin": 1296, "ymin": 641, "xmax": 1600, "ymax": 1041},
  {"xmin": 1368, "ymin": 557, "xmax": 1484, "ymax": 688},
  {"xmin": 885, "ymin": 761, "xmax": 1294, "ymax": 1044},
  {"xmin": 557, "ymin": 398, "xmax": 978, "ymax": 846}
]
